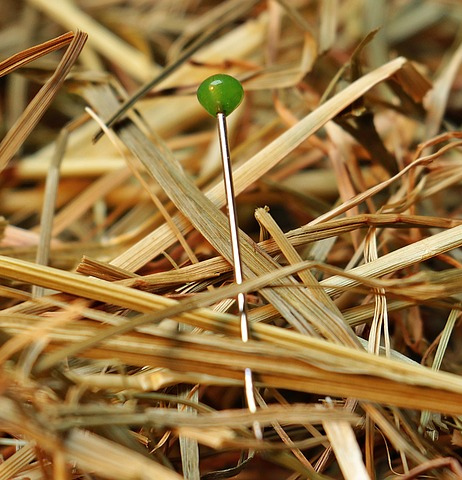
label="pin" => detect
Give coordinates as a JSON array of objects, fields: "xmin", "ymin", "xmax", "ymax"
[{"xmin": 197, "ymin": 74, "xmax": 262, "ymax": 440}]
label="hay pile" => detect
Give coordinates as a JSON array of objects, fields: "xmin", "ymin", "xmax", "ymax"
[{"xmin": 1, "ymin": 1, "xmax": 462, "ymax": 478}]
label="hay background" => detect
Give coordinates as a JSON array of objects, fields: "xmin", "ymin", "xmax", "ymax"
[{"xmin": 1, "ymin": 1, "xmax": 462, "ymax": 479}]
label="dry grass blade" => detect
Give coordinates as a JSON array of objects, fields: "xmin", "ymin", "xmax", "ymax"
[
  {"xmin": 52, "ymin": 404, "xmax": 359, "ymax": 431},
  {"xmin": 323, "ymin": 419, "xmax": 370, "ymax": 480},
  {"xmin": 318, "ymin": 0, "xmax": 338, "ymax": 54},
  {"xmin": 420, "ymin": 308, "xmax": 461, "ymax": 430},
  {"xmin": 0, "ymin": 30, "xmax": 88, "ymax": 171},
  {"xmin": 255, "ymin": 206, "xmax": 340, "ymax": 314},
  {"xmin": 0, "ymin": 31, "xmax": 74, "ymax": 77},
  {"xmin": 253, "ymin": 206, "xmax": 356, "ymax": 345},
  {"xmin": 0, "ymin": 443, "xmax": 36, "ymax": 480},
  {"xmin": 424, "ymin": 40, "xmax": 462, "ymax": 138},
  {"xmin": 32, "ymin": 116, "xmax": 88, "ymax": 297},
  {"xmin": 65, "ymin": 429, "xmax": 184, "ymax": 480},
  {"xmin": 322, "ymin": 224, "xmax": 462, "ymax": 295}
]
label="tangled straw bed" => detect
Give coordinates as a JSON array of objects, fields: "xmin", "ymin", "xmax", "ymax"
[{"xmin": 1, "ymin": 1, "xmax": 462, "ymax": 479}]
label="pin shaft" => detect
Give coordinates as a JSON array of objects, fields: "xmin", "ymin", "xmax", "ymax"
[{"xmin": 217, "ymin": 113, "xmax": 261, "ymax": 439}]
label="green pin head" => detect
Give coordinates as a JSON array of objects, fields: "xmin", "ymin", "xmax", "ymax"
[{"xmin": 197, "ymin": 74, "xmax": 244, "ymax": 117}]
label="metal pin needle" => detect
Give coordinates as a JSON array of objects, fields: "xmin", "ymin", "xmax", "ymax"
[
  {"xmin": 198, "ymin": 75, "xmax": 262, "ymax": 440},
  {"xmin": 217, "ymin": 112, "xmax": 262, "ymax": 441}
]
